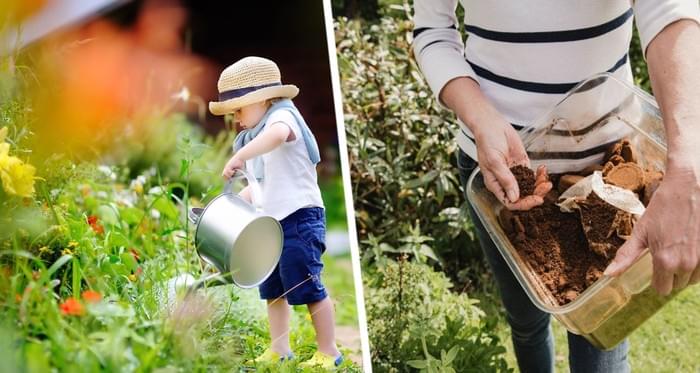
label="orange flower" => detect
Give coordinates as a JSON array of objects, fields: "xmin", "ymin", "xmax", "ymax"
[
  {"xmin": 81, "ymin": 290, "xmax": 102, "ymax": 304},
  {"xmin": 87, "ymin": 215, "xmax": 104, "ymax": 234},
  {"xmin": 59, "ymin": 298, "xmax": 85, "ymax": 316}
]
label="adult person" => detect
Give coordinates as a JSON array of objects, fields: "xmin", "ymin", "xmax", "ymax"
[{"xmin": 412, "ymin": 1, "xmax": 700, "ymax": 372}]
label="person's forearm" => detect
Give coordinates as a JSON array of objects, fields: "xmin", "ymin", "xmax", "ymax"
[
  {"xmin": 646, "ymin": 19, "xmax": 700, "ymax": 170},
  {"xmin": 234, "ymin": 123, "xmax": 289, "ymax": 161},
  {"xmin": 440, "ymin": 77, "xmax": 507, "ymax": 137}
]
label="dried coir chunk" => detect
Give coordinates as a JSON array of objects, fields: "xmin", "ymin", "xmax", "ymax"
[
  {"xmin": 604, "ymin": 163, "xmax": 645, "ymax": 193},
  {"xmin": 511, "ymin": 165, "xmax": 536, "ymax": 196}
]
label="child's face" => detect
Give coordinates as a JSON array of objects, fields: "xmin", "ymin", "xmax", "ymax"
[{"xmin": 233, "ymin": 101, "xmax": 269, "ymax": 129}]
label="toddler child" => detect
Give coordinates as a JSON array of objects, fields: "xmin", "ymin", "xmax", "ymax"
[{"xmin": 209, "ymin": 56, "xmax": 343, "ymax": 369}]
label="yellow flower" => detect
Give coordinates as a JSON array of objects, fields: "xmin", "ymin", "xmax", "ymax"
[
  {"xmin": 133, "ymin": 183, "xmax": 143, "ymax": 195},
  {"xmin": 61, "ymin": 248, "xmax": 73, "ymax": 256},
  {"xmin": 38, "ymin": 246, "xmax": 52, "ymax": 256},
  {"xmin": 0, "ymin": 156, "xmax": 36, "ymax": 197},
  {"xmin": 0, "ymin": 143, "xmax": 9, "ymax": 157},
  {"xmin": 67, "ymin": 241, "xmax": 79, "ymax": 248},
  {"xmin": 127, "ymin": 274, "xmax": 137, "ymax": 282}
]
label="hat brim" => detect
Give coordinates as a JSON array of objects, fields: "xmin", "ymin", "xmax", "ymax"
[{"xmin": 209, "ymin": 84, "xmax": 299, "ymax": 115}]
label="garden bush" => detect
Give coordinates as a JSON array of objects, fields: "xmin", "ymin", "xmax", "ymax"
[
  {"xmin": 336, "ymin": 14, "xmax": 482, "ymax": 284},
  {"xmin": 365, "ymin": 259, "xmax": 510, "ymax": 372}
]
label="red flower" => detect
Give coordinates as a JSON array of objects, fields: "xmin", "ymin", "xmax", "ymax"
[
  {"xmin": 87, "ymin": 215, "xmax": 104, "ymax": 234},
  {"xmin": 59, "ymin": 298, "xmax": 85, "ymax": 316},
  {"xmin": 81, "ymin": 290, "xmax": 102, "ymax": 304}
]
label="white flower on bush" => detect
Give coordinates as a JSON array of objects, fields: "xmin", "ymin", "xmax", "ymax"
[
  {"xmin": 115, "ymin": 190, "xmax": 136, "ymax": 207},
  {"xmin": 148, "ymin": 186, "xmax": 165, "ymax": 195},
  {"xmin": 130, "ymin": 175, "xmax": 147, "ymax": 195},
  {"xmin": 97, "ymin": 165, "xmax": 117, "ymax": 180}
]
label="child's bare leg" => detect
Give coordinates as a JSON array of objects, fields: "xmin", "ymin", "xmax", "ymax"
[
  {"xmin": 308, "ymin": 296, "xmax": 340, "ymax": 357},
  {"xmin": 267, "ymin": 298, "xmax": 292, "ymax": 355}
]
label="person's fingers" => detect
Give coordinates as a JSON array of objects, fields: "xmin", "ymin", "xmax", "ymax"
[
  {"xmin": 604, "ymin": 226, "xmax": 647, "ymax": 276},
  {"xmin": 505, "ymin": 195, "xmax": 544, "ymax": 211},
  {"xmin": 535, "ymin": 165, "xmax": 549, "ymax": 185},
  {"xmin": 487, "ymin": 157, "xmax": 519, "ymax": 203},
  {"xmin": 672, "ymin": 248, "xmax": 697, "ymax": 289},
  {"xmin": 653, "ymin": 264, "xmax": 674, "ymax": 296},
  {"xmin": 483, "ymin": 168, "xmax": 508, "ymax": 204},
  {"xmin": 510, "ymin": 139, "xmax": 530, "ymax": 167},
  {"xmin": 673, "ymin": 272, "xmax": 692, "ymax": 290},
  {"xmin": 534, "ymin": 181, "xmax": 553, "ymax": 198},
  {"xmin": 690, "ymin": 266, "xmax": 700, "ymax": 285}
]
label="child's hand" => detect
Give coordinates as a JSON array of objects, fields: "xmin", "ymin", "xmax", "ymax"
[{"xmin": 222, "ymin": 155, "xmax": 244, "ymax": 180}]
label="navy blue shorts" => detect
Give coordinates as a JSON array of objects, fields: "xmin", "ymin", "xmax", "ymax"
[{"xmin": 259, "ymin": 207, "xmax": 328, "ymax": 305}]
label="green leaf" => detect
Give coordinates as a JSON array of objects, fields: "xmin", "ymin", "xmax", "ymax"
[
  {"xmin": 95, "ymin": 204, "xmax": 120, "ymax": 226},
  {"xmin": 72, "ymin": 257, "xmax": 82, "ymax": 298},
  {"xmin": 153, "ymin": 197, "xmax": 179, "ymax": 220},
  {"xmin": 407, "ymin": 360, "xmax": 428, "ymax": 369},
  {"xmin": 120, "ymin": 207, "xmax": 144, "ymax": 226},
  {"xmin": 444, "ymin": 345, "xmax": 459, "ymax": 365},
  {"xmin": 404, "ymin": 170, "xmax": 439, "ymax": 189},
  {"xmin": 419, "ymin": 244, "xmax": 440, "ymax": 264},
  {"xmin": 46, "ymin": 255, "xmax": 72, "ymax": 279},
  {"xmin": 25, "ymin": 342, "xmax": 50, "ymax": 373},
  {"xmin": 179, "ymin": 159, "xmax": 189, "ymax": 178},
  {"xmin": 120, "ymin": 252, "xmax": 138, "ymax": 272}
]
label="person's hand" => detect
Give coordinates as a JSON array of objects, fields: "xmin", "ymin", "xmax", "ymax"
[
  {"xmin": 222, "ymin": 155, "xmax": 244, "ymax": 180},
  {"xmin": 605, "ymin": 165, "xmax": 700, "ymax": 295},
  {"xmin": 474, "ymin": 121, "xmax": 552, "ymax": 211}
]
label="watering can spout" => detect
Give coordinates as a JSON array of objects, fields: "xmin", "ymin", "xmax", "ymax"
[{"xmin": 188, "ymin": 207, "xmax": 204, "ymax": 224}]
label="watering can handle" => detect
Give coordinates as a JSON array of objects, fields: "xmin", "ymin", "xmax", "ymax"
[{"xmin": 224, "ymin": 169, "xmax": 264, "ymax": 211}]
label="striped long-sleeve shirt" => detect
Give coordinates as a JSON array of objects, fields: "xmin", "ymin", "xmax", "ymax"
[{"xmin": 412, "ymin": 1, "xmax": 700, "ymax": 170}]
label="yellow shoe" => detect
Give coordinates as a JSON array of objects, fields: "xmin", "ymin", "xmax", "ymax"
[
  {"xmin": 298, "ymin": 351, "xmax": 344, "ymax": 369},
  {"xmin": 248, "ymin": 348, "xmax": 294, "ymax": 365}
]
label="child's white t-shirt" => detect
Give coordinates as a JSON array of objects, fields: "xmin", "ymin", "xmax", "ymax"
[{"xmin": 246, "ymin": 109, "xmax": 324, "ymax": 221}]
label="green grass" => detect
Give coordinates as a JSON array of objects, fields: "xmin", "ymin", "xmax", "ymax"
[
  {"xmin": 486, "ymin": 284, "xmax": 700, "ymax": 371},
  {"xmin": 322, "ymin": 254, "xmax": 359, "ymax": 328}
]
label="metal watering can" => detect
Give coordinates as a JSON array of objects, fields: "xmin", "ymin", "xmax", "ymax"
[{"xmin": 183, "ymin": 169, "xmax": 283, "ymax": 291}]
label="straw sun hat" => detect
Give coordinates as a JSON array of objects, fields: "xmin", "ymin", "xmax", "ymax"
[{"xmin": 209, "ymin": 56, "xmax": 299, "ymax": 115}]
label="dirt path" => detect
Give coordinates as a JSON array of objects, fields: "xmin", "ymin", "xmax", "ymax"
[{"xmin": 336, "ymin": 325, "xmax": 362, "ymax": 367}]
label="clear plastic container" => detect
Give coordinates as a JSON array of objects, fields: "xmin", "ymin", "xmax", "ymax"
[{"xmin": 466, "ymin": 72, "xmax": 677, "ymax": 350}]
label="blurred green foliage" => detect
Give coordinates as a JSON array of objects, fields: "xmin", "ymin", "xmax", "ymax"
[{"xmin": 337, "ymin": 13, "xmax": 481, "ymax": 282}]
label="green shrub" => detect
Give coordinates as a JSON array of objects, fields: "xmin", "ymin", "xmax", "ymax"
[
  {"xmin": 336, "ymin": 15, "xmax": 481, "ymax": 280},
  {"xmin": 366, "ymin": 259, "xmax": 510, "ymax": 372}
]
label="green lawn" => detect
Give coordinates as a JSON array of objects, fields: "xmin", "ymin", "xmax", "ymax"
[{"xmin": 489, "ymin": 284, "xmax": 700, "ymax": 371}]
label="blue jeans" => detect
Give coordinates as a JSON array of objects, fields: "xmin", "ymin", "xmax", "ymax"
[
  {"xmin": 456, "ymin": 151, "xmax": 630, "ymax": 373},
  {"xmin": 259, "ymin": 207, "xmax": 328, "ymax": 305}
]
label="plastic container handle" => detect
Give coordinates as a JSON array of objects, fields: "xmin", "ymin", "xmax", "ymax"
[{"xmin": 223, "ymin": 169, "xmax": 263, "ymax": 211}]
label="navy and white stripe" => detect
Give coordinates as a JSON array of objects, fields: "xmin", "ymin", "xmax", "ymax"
[{"xmin": 412, "ymin": 0, "xmax": 700, "ymax": 168}]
